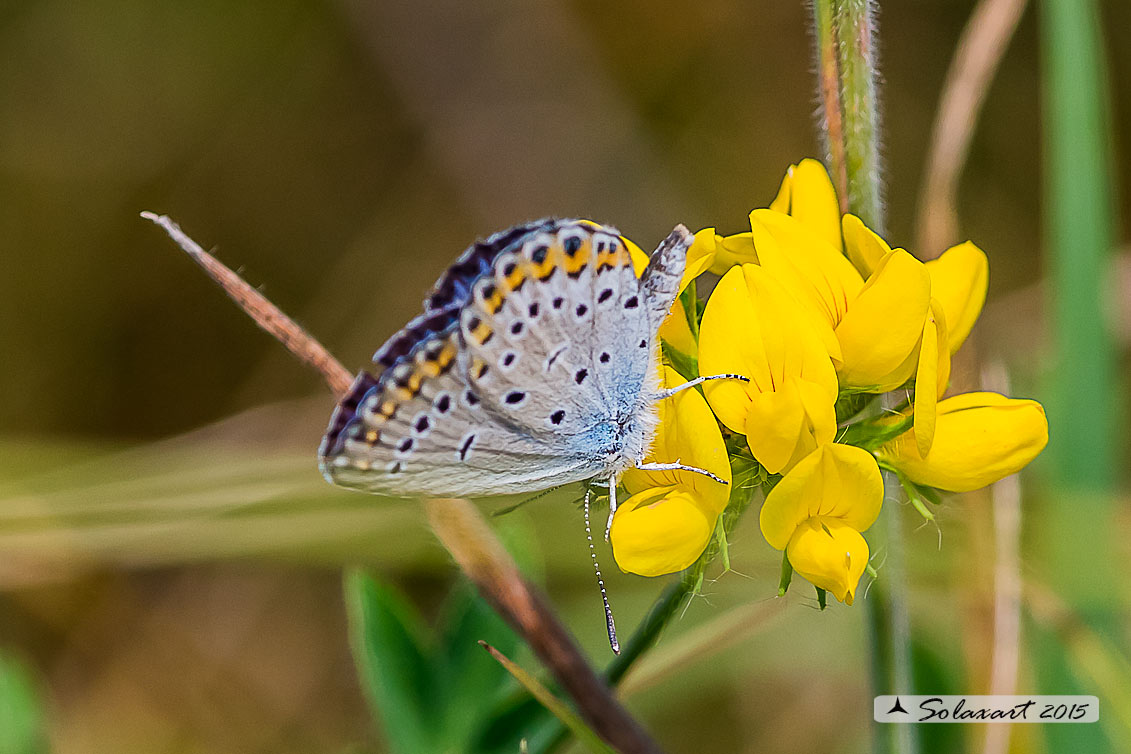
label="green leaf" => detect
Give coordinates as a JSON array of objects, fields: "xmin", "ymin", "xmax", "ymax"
[
  {"xmin": 344, "ymin": 570, "xmax": 438, "ymax": 754},
  {"xmin": 0, "ymin": 653, "xmax": 45, "ymax": 754},
  {"xmin": 439, "ymin": 582, "xmax": 522, "ymax": 745}
]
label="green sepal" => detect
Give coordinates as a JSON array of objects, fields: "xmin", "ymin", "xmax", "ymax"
[
  {"xmin": 778, "ymin": 551, "xmax": 793, "ymax": 596},
  {"xmin": 837, "ymin": 411, "xmax": 914, "ymax": 450},
  {"xmin": 816, "ymin": 586, "xmax": 827, "ymax": 610},
  {"xmin": 661, "ymin": 339, "xmax": 699, "ymax": 382},
  {"xmin": 681, "ymin": 278, "xmax": 700, "ymax": 341},
  {"xmin": 834, "ymin": 391, "xmax": 876, "ymax": 424}
]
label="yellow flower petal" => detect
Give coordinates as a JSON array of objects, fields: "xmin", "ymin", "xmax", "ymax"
[
  {"xmin": 708, "ymin": 232, "xmax": 758, "ymax": 273},
  {"xmin": 841, "ymin": 214, "xmax": 891, "ymax": 278},
  {"xmin": 925, "ymin": 241, "xmax": 989, "ymax": 353},
  {"xmin": 771, "ymin": 159, "xmax": 842, "ymax": 252},
  {"xmin": 657, "ymin": 300, "xmax": 697, "ymax": 355},
  {"xmin": 876, "ymin": 392, "xmax": 1049, "ymax": 492},
  {"xmin": 627, "ymin": 237, "xmax": 650, "ymax": 276},
  {"xmin": 760, "ymin": 443, "xmax": 884, "ymax": 549},
  {"xmin": 786, "ymin": 517, "xmax": 870, "ymax": 605},
  {"xmin": 834, "ymin": 250, "xmax": 932, "ymax": 390},
  {"xmin": 913, "ymin": 301, "xmax": 943, "ymax": 456},
  {"xmin": 750, "ymin": 209, "xmax": 863, "ymax": 328},
  {"xmin": 610, "ymin": 487, "xmax": 716, "ymax": 576},
  {"xmin": 621, "ymin": 366, "xmax": 731, "ymax": 512},
  {"xmin": 769, "ymin": 166, "xmax": 793, "ymax": 214},
  {"xmin": 699, "ymin": 265, "xmax": 838, "ymax": 472}
]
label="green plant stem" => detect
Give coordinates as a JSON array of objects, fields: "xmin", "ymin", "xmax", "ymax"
[
  {"xmin": 1041, "ymin": 0, "xmax": 1117, "ymax": 491},
  {"xmin": 1037, "ymin": 1, "xmax": 1117, "ymax": 750},
  {"xmin": 606, "ymin": 470, "xmax": 757, "ymax": 686},
  {"xmin": 834, "ymin": 0, "xmax": 884, "ymax": 233},
  {"xmin": 815, "ymin": 3, "xmax": 917, "ymax": 754},
  {"xmin": 532, "ymin": 465, "xmax": 762, "ymax": 753}
]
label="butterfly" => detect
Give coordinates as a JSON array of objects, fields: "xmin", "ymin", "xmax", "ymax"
[{"xmin": 317, "ymin": 219, "xmax": 743, "ymax": 650}]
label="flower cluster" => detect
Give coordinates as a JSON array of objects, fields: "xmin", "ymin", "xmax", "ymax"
[{"xmin": 610, "ymin": 159, "xmax": 1049, "ymax": 603}]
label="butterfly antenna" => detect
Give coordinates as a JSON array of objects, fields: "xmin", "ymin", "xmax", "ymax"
[
  {"xmin": 584, "ymin": 488, "xmax": 620, "ymax": 654},
  {"xmin": 140, "ymin": 212, "xmax": 353, "ymax": 396},
  {"xmin": 491, "ymin": 485, "xmax": 561, "ymax": 517}
]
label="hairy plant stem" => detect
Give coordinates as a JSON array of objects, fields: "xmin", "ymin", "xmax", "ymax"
[
  {"xmin": 812, "ymin": 3, "xmax": 917, "ymax": 754},
  {"xmin": 812, "ymin": 0, "xmax": 850, "ymax": 212},
  {"xmin": 834, "ymin": 0, "xmax": 885, "ymax": 233}
]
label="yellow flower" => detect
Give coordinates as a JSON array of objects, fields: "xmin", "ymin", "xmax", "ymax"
[
  {"xmin": 698, "ymin": 264, "xmax": 838, "ymax": 474},
  {"xmin": 924, "ymin": 241, "xmax": 989, "ymax": 354},
  {"xmin": 769, "ymin": 158, "xmax": 843, "ymax": 251},
  {"xmin": 875, "ymin": 392, "xmax": 1049, "ymax": 492},
  {"xmin": 760, "ymin": 444, "xmax": 883, "ymax": 604},
  {"xmin": 610, "ymin": 366, "xmax": 731, "ymax": 576},
  {"xmin": 750, "ymin": 209, "xmax": 933, "ymax": 390}
]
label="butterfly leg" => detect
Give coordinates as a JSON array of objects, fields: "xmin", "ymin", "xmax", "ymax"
[
  {"xmin": 584, "ymin": 487, "xmax": 620, "ymax": 654},
  {"xmin": 635, "ymin": 460, "xmax": 729, "ymax": 485},
  {"xmin": 654, "ymin": 373, "xmax": 748, "ymax": 400},
  {"xmin": 604, "ymin": 478, "xmax": 617, "ymax": 542}
]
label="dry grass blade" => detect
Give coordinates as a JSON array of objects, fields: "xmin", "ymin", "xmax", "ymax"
[
  {"xmin": 140, "ymin": 212, "xmax": 354, "ymax": 396},
  {"xmin": 426, "ymin": 498, "xmax": 662, "ymax": 754},
  {"xmin": 915, "ymin": 0, "xmax": 1028, "ymax": 258},
  {"xmin": 479, "ymin": 641, "xmax": 615, "ymax": 754},
  {"xmin": 620, "ymin": 598, "xmax": 786, "ymax": 697}
]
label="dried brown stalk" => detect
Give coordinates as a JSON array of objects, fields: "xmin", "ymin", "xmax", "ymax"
[
  {"xmin": 915, "ymin": 0, "xmax": 1028, "ymax": 258},
  {"xmin": 141, "ymin": 212, "xmax": 354, "ymax": 396},
  {"xmin": 427, "ymin": 498, "xmax": 662, "ymax": 754}
]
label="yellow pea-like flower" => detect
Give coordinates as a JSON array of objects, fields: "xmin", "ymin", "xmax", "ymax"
[
  {"xmin": 698, "ymin": 264, "xmax": 838, "ymax": 474},
  {"xmin": 924, "ymin": 241, "xmax": 989, "ymax": 354},
  {"xmin": 876, "ymin": 392, "xmax": 1049, "ymax": 492},
  {"xmin": 611, "ymin": 367, "xmax": 731, "ymax": 577},
  {"xmin": 769, "ymin": 158, "xmax": 843, "ymax": 252},
  {"xmin": 759, "ymin": 444, "xmax": 883, "ymax": 604}
]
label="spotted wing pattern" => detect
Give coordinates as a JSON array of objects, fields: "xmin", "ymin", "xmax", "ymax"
[{"xmin": 319, "ymin": 220, "xmax": 687, "ymax": 497}]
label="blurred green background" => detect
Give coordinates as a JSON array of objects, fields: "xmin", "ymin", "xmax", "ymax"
[{"xmin": 0, "ymin": 1, "xmax": 1128, "ymax": 752}]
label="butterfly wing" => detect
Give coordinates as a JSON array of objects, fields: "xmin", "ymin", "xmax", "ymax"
[
  {"xmin": 455, "ymin": 222, "xmax": 654, "ymax": 441},
  {"xmin": 319, "ymin": 220, "xmax": 690, "ymax": 498}
]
